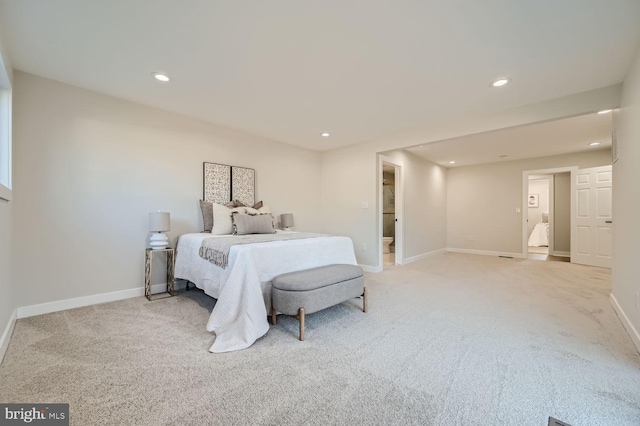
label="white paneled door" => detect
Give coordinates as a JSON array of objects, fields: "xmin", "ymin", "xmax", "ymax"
[{"xmin": 572, "ymin": 165, "xmax": 613, "ymax": 268}]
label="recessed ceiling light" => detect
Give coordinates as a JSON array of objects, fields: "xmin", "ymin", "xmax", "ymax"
[
  {"xmin": 597, "ymin": 109, "xmax": 612, "ymax": 114},
  {"xmin": 588, "ymin": 141, "xmax": 602, "ymax": 146},
  {"xmin": 419, "ymin": 145, "xmax": 424, "ymax": 148},
  {"xmin": 321, "ymin": 132, "xmax": 330, "ymax": 137},
  {"xmin": 449, "ymin": 161, "xmax": 456, "ymax": 164},
  {"xmin": 491, "ymin": 78, "xmax": 510, "ymax": 87},
  {"xmin": 152, "ymin": 72, "xmax": 171, "ymax": 82}
]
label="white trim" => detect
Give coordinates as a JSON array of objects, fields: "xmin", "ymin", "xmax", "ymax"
[
  {"xmin": 16, "ymin": 282, "xmax": 180, "ymax": 319},
  {"xmin": 610, "ymin": 293, "xmax": 640, "ymax": 354},
  {"xmin": 404, "ymin": 248, "xmax": 447, "ymax": 264},
  {"xmin": 0, "ymin": 90, "xmax": 12, "ymax": 201},
  {"xmin": 0, "ymin": 308, "xmax": 17, "ymax": 365},
  {"xmin": 447, "ymin": 248, "xmax": 526, "ymax": 259},
  {"xmin": 551, "ymin": 251, "xmax": 570, "ymax": 257},
  {"xmin": 359, "ymin": 264, "xmax": 382, "ymax": 273}
]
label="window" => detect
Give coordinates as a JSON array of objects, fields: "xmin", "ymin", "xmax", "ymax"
[{"xmin": 0, "ymin": 51, "xmax": 11, "ymax": 202}]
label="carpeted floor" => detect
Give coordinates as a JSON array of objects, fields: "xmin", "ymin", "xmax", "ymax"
[{"xmin": 1, "ymin": 253, "xmax": 639, "ymax": 426}]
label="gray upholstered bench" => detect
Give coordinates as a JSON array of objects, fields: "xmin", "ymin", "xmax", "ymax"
[{"xmin": 270, "ymin": 264, "xmax": 367, "ymax": 341}]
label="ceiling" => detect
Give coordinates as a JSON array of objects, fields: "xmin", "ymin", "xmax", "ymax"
[
  {"xmin": 405, "ymin": 111, "xmax": 613, "ymax": 167},
  {"xmin": 0, "ymin": 1, "xmax": 638, "ymax": 152}
]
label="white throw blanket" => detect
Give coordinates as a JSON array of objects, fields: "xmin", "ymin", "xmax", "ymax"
[
  {"xmin": 174, "ymin": 232, "xmax": 358, "ymax": 353},
  {"xmin": 199, "ymin": 232, "xmax": 329, "ymax": 268}
]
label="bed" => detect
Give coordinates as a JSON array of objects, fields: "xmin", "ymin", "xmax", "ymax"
[
  {"xmin": 528, "ymin": 212, "xmax": 549, "ymax": 247},
  {"xmin": 174, "ymin": 231, "xmax": 358, "ymax": 353}
]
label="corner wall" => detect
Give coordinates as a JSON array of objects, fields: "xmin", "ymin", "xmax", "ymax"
[
  {"xmin": 380, "ymin": 150, "xmax": 447, "ymax": 261},
  {"xmin": 320, "ymin": 86, "xmax": 621, "ymax": 267},
  {"xmin": 0, "ymin": 33, "xmax": 14, "ymax": 363},
  {"xmin": 612, "ymin": 44, "xmax": 640, "ymax": 352},
  {"xmin": 446, "ymin": 150, "xmax": 611, "ymax": 255},
  {"xmin": 11, "ymin": 72, "xmax": 322, "ymax": 308}
]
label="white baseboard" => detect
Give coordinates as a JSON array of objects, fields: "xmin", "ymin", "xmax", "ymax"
[
  {"xmin": 0, "ymin": 308, "xmax": 17, "ymax": 365},
  {"xmin": 404, "ymin": 248, "xmax": 447, "ymax": 264},
  {"xmin": 447, "ymin": 248, "xmax": 526, "ymax": 259},
  {"xmin": 551, "ymin": 251, "xmax": 570, "ymax": 257},
  {"xmin": 360, "ymin": 264, "xmax": 382, "ymax": 273},
  {"xmin": 16, "ymin": 282, "xmax": 182, "ymax": 319},
  {"xmin": 610, "ymin": 293, "xmax": 640, "ymax": 355}
]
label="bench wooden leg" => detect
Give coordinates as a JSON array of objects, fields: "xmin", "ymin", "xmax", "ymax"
[
  {"xmin": 363, "ymin": 287, "xmax": 368, "ymax": 313},
  {"xmin": 271, "ymin": 307, "xmax": 277, "ymax": 325},
  {"xmin": 298, "ymin": 308, "xmax": 305, "ymax": 341}
]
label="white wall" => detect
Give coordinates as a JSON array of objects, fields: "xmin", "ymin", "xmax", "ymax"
[
  {"xmin": 447, "ymin": 150, "xmax": 611, "ymax": 255},
  {"xmin": 0, "ymin": 198, "xmax": 13, "ymax": 356},
  {"xmin": 380, "ymin": 150, "xmax": 447, "ymax": 260},
  {"xmin": 612, "ymin": 44, "xmax": 640, "ymax": 351},
  {"xmin": 320, "ymin": 86, "xmax": 621, "ymax": 267},
  {"xmin": 0, "ymin": 34, "xmax": 14, "ymax": 362},
  {"xmin": 11, "ymin": 72, "xmax": 322, "ymax": 308},
  {"xmin": 554, "ymin": 172, "xmax": 571, "ymax": 253}
]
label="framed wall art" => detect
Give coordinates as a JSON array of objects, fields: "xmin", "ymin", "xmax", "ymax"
[
  {"xmin": 203, "ymin": 162, "xmax": 231, "ymax": 204},
  {"xmin": 231, "ymin": 166, "xmax": 255, "ymax": 207}
]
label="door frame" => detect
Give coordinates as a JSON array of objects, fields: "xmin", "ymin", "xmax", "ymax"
[
  {"xmin": 521, "ymin": 166, "xmax": 577, "ymax": 258},
  {"xmin": 378, "ymin": 155, "xmax": 404, "ymax": 270},
  {"xmin": 527, "ymin": 174, "xmax": 555, "ymax": 254}
]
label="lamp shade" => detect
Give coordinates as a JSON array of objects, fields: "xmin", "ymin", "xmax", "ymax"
[
  {"xmin": 149, "ymin": 211, "xmax": 170, "ymax": 232},
  {"xmin": 280, "ymin": 213, "xmax": 294, "ymax": 228}
]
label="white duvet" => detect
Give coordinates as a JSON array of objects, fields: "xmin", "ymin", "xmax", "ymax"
[
  {"xmin": 528, "ymin": 222, "xmax": 549, "ymax": 247},
  {"xmin": 174, "ymin": 232, "xmax": 358, "ymax": 353}
]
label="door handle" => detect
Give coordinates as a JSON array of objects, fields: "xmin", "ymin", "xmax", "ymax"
[{"xmin": 605, "ymin": 221, "xmax": 613, "ymax": 224}]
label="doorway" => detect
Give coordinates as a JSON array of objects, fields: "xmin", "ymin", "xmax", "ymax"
[
  {"xmin": 527, "ymin": 175, "xmax": 553, "ymax": 256},
  {"xmin": 378, "ymin": 156, "xmax": 403, "ymax": 270},
  {"xmin": 522, "ymin": 167, "xmax": 576, "ymax": 262},
  {"xmin": 382, "ymin": 164, "xmax": 396, "ymax": 267}
]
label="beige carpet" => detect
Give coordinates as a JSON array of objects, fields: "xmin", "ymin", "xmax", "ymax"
[{"xmin": 1, "ymin": 253, "xmax": 639, "ymax": 426}]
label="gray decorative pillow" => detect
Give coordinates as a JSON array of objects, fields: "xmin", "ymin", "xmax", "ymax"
[
  {"xmin": 199, "ymin": 200, "xmax": 213, "ymax": 233},
  {"xmin": 232, "ymin": 213, "xmax": 275, "ymax": 235},
  {"xmin": 252, "ymin": 200, "xmax": 263, "ymax": 209}
]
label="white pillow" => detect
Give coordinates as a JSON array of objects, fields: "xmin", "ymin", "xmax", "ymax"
[
  {"xmin": 211, "ymin": 204, "xmax": 246, "ymax": 235},
  {"xmin": 244, "ymin": 205, "xmax": 271, "ymax": 215}
]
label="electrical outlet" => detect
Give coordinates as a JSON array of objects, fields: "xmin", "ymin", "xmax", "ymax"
[
  {"xmin": 361, "ymin": 201, "xmax": 369, "ymax": 209},
  {"xmin": 515, "ymin": 207, "xmax": 521, "ymax": 213},
  {"xmin": 361, "ymin": 243, "xmax": 367, "ymax": 251}
]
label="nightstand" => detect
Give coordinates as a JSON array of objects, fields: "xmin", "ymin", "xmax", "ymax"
[{"xmin": 144, "ymin": 247, "xmax": 175, "ymax": 301}]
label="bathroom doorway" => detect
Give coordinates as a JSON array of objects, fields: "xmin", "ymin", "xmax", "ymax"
[
  {"xmin": 378, "ymin": 156, "xmax": 403, "ymax": 270},
  {"xmin": 382, "ymin": 164, "xmax": 396, "ymax": 267}
]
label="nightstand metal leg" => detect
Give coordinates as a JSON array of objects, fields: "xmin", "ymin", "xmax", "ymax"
[
  {"xmin": 167, "ymin": 249, "xmax": 175, "ymax": 296},
  {"xmin": 144, "ymin": 250, "xmax": 152, "ymax": 301}
]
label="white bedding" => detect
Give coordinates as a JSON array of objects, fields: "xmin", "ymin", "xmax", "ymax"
[
  {"xmin": 528, "ymin": 222, "xmax": 549, "ymax": 247},
  {"xmin": 174, "ymin": 231, "xmax": 358, "ymax": 353}
]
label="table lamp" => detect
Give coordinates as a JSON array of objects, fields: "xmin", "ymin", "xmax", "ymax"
[
  {"xmin": 280, "ymin": 213, "xmax": 294, "ymax": 231},
  {"xmin": 149, "ymin": 211, "xmax": 170, "ymax": 249}
]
